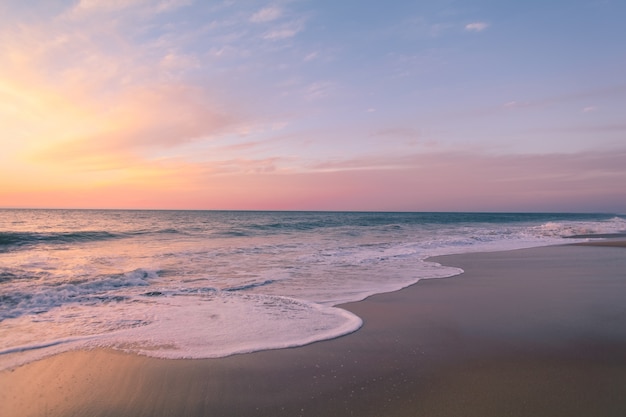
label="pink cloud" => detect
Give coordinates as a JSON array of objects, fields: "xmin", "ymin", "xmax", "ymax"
[
  {"xmin": 465, "ymin": 22, "xmax": 488, "ymax": 32},
  {"xmin": 27, "ymin": 83, "xmax": 237, "ymax": 169},
  {"xmin": 250, "ymin": 6, "xmax": 283, "ymax": 23},
  {"xmin": 4, "ymin": 149, "xmax": 625, "ymax": 211},
  {"xmin": 119, "ymin": 150, "xmax": 626, "ymax": 211},
  {"xmin": 273, "ymin": 150, "xmax": 626, "ymax": 212}
]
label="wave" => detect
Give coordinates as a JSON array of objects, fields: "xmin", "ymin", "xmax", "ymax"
[
  {"xmin": 131, "ymin": 228, "xmax": 183, "ymax": 236},
  {"xmin": 206, "ymin": 212, "xmax": 624, "ymax": 239},
  {"xmin": 0, "ymin": 231, "xmax": 122, "ymax": 248},
  {"xmin": 224, "ymin": 279, "xmax": 277, "ymax": 292},
  {"xmin": 532, "ymin": 216, "xmax": 626, "ymax": 238},
  {"xmin": 0, "ymin": 228, "xmax": 185, "ymax": 251},
  {"xmin": 0, "ymin": 268, "xmax": 159, "ymax": 321}
]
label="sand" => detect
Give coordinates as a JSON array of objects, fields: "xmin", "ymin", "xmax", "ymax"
[{"xmin": 1, "ymin": 242, "xmax": 626, "ymax": 417}]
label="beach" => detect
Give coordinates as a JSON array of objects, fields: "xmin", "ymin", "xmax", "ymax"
[{"xmin": 2, "ymin": 241, "xmax": 626, "ymax": 417}]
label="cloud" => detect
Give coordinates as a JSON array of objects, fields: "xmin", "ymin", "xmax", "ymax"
[
  {"xmin": 263, "ymin": 21, "xmax": 304, "ymax": 40},
  {"xmin": 69, "ymin": 0, "xmax": 148, "ymax": 16},
  {"xmin": 159, "ymin": 52, "xmax": 200, "ymax": 76},
  {"xmin": 2, "ymin": 1, "xmax": 624, "ymax": 212},
  {"xmin": 7, "ymin": 147, "xmax": 626, "ymax": 211},
  {"xmin": 524, "ymin": 123, "xmax": 626, "ymax": 134},
  {"xmin": 465, "ymin": 22, "xmax": 488, "ymax": 32},
  {"xmin": 209, "ymin": 157, "xmax": 284, "ymax": 175},
  {"xmin": 156, "ymin": 0, "xmax": 193, "ymax": 13},
  {"xmin": 303, "ymin": 81, "xmax": 334, "ymax": 100},
  {"xmin": 428, "ymin": 23, "xmax": 453, "ymax": 37},
  {"xmin": 304, "ymin": 51, "xmax": 319, "ymax": 61},
  {"xmin": 250, "ymin": 6, "xmax": 282, "ymax": 23},
  {"xmin": 31, "ymin": 84, "xmax": 237, "ymax": 167},
  {"xmin": 455, "ymin": 85, "xmax": 626, "ymax": 119},
  {"xmin": 69, "ymin": 0, "xmax": 191, "ymax": 16},
  {"xmin": 372, "ymin": 127, "xmax": 421, "ymax": 139},
  {"xmin": 493, "ymin": 86, "xmax": 625, "ymax": 115},
  {"xmin": 296, "ymin": 149, "xmax": 626, "ymax": 211},
  {"xmin": 307, "ymin": 150, "xmax": 626, "ymax": 177},
  {"xmin": 503, "ymin": 101, "xmax": 531, "ymax": 109},
  {"xmin": 0, "ymin": 2, "xmax": 245, "ymax": 178}
]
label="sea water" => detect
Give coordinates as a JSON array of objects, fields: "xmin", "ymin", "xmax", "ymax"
[{"xmin": 1, "ymin": 210, "xmax": 625, "ymax": 369}]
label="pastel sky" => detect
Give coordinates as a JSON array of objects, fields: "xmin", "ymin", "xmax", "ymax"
[{"xmin": 1, "ymin": 0, "xmax": 625, "ymax": 212}]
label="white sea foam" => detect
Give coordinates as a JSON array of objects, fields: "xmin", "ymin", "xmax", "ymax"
[
  {"xmin": 0, "ymin": 268, "xmax": 159, "ymax": 320},
  {"xmin": 96, "ymin": 293, "xmax": 362, "ymax": 358},
  {"xmin": 532, "ymin": 216, "xmax": 626, "ymax": 238},
  {"xmin": 0, "ymin": 291, "xmax": 362, "ymax": 370}
]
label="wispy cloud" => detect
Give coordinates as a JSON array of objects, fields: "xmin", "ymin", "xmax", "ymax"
[
  {"xmin": 69, "ymin": 0, "xmax": 191, "ymax": 16},
  {"xmin": 210, "ymin": 157, "xmax": 285, "ymax": 175},
  {"xmin": 250, "ymin": 6, "xmax": 282, "ymax": 23},
  {"xmin": 524, "ymin": 123, "xmax": 626, "ymax": 134},
  {"xmin": 371, "ymin": 127, "xmax": 421, "ymax": 140},
  {"xmin": 304, "ymin": 51, "xmax": 319, "ymax": 61},
  {"xmin": 0, "ymin": 2, "xmax": 250, "ymax": 177},
  {"xmin": 500, "ymin": 86, "xmax": 626, "ymax": 112},
  {"xmin": 156, "ymin": 0, "xmax": 193, "ymax": 13},
  {"xmin": 294, "ymin": 150, "xmax": 626, "ymax": 211},
  {"xmin": 159, "ymin": 52, "xmax": 200, "ymax": 76},
  {"xmin": 263, "ymin": 21, "xmax": 304, "ymax": 40},
  {"xmin": 1, "ymin": 0, "xmax": 624, "ymax": 211},
  {"xmin": 303, "ymin": 81, "xmax": 334, "ymax": 100},
  {"xmin": 465, "ymin": 22, "xmax": 489, "ymax": 32},
  {"xmin": 503, "ymin": 101, "xmax": 531, "ymax": 109},
  {"xmin": 72, "ymin": 0, "xmax": 148, "ymax": 13},
  {"xmin": 27, "ymin": 84, "xmax": 238, "ymax": 171}
]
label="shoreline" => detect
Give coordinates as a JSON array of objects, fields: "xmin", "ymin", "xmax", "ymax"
[
  {"xmin": 2, "ymin": 241, "xmax": 626, "ymax": 416},
  {"xmin": 569, "ymin": 239, "xmax": 626, "ymax": 248}
]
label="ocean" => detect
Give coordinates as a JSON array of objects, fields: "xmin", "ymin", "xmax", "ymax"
[{"xmin": 1, "ymin": 210, "xmax": 625, "ymax": 370}]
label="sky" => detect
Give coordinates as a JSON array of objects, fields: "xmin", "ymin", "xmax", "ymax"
[{"xmin": 1, "ymin": 0, "xmax": 625, "ymax": 212}]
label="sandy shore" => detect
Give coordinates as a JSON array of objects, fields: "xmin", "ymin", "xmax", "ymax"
[
  {"xmin": 2, "ymin": 242, "xmax": 626, "ymax": 417},
  {"xmin": 571, "ymin": 238, "xmax": 626, "ymax": 247}
]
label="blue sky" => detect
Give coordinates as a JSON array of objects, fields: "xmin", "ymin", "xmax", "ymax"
[{"xmin": 1, "ymin": 0, "xmax": 625, "ymax": 211}]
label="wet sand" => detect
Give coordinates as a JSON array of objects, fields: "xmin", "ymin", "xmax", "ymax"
[
  {"xmin": 1, "ymin": 242, "xmax": 626, "ymax": 417},
  {"xmin": 571, "ymin": 238, "xmax": 626, "ymax": 247}
]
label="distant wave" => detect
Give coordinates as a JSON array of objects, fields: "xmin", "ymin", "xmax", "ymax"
[
  {"xmin": 210, "ymin": 230, "xmax": 251, "ymax": 238},
  {"xmin": 207, "ymin": 212, "xmax": 623, "ymax": 239},
  {"xmin": 0, "ymin": 231, "xmax": 122, "ymax": 247},
  {"xmin": 132, "ymin": 228, "xmax": 182, "ymax": 236},
  {"xmin": 0, "ymin": 228, "xmax": 184, "ymax": 250}
]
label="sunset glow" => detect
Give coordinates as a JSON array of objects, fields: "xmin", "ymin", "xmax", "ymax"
[{"xmin": 1, "ymin": 1, "xmax": 625, "ymax": 211}]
